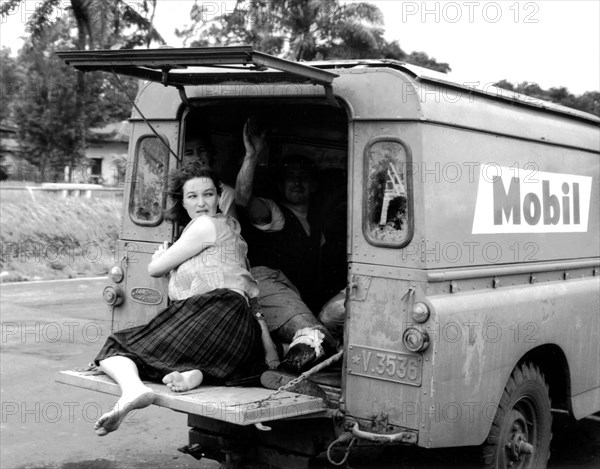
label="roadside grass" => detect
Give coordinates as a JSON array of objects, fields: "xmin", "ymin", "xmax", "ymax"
[{"xmin": 0, "ymin": 196, "xmax": 121, "ymax": 282}]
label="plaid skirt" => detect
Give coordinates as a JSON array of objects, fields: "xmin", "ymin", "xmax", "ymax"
[{"xmin": 94, "ymin": 289, "xmax": 265, "ymax": 382}]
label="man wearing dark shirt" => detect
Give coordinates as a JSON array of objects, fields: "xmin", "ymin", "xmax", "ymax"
[{"xmin": 235, "ymin": 123, "xmax": 324, "ymax": 312}]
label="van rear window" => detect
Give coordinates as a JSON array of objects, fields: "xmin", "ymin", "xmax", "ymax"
[
  {"xmin": 130, "ymin": 136, "xmax": 168, "ymax": 225},
  {"xmin": 364, "ymin": 139, "xmax": 412, "ymax": 247}
]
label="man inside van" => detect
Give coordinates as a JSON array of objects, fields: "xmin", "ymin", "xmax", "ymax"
[
  {"xmin": 183, "ymin": 135, "xmax": 237, "ymax": 219},
  {"xmin": 236, "ymin": 120, "xmax": 342, "ymax": 374},
  {"xmin": 236, "ymin": 122, "xmax": 323, "ymax": 312}
]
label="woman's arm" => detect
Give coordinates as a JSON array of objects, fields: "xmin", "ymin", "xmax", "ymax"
[{"xmin": 148, "ymin": 217, "xmax": 217, "ymax": 277}]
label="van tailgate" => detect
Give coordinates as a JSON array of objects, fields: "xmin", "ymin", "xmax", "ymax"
[{"xmin": 57, "ymin": 371, "xmax": 327, "ymax": 426}]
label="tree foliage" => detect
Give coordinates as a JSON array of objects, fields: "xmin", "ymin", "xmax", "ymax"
[
  {"xmin": 1, "ymin": 0, "xmax": 165, "ymax": 50},
  {"xmin": 0, "ymin": 0, "xmax": 164, "ymax": 179},
  {"xmin": 495, "ymin": 80, "xmax": 600, "ymax": 117},
  {"xmin": 7, "ymin": 21, "xmax": 137, "ymax": 175},
  {"xmin": 176, "ymin": 0, "xmax": 451, "ymax": 72},
  {"xmin": 0, "ymin": 48, "xmax": 19, "ymax": 125}
]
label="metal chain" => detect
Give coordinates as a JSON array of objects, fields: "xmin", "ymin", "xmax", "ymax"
[{"xmin": 253, "ymin": 350, "xmax": 343, "ymax": 407}]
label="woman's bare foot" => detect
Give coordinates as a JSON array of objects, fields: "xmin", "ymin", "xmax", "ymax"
[
  {"xmin": 162, "ymin": 370, "xmax": 203, "ymax": 392},
  {"xmin": 94, "ymin": 386, "xmax": 154, "ymax": 436}
]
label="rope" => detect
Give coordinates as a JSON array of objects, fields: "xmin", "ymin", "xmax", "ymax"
[{"xmin": 326, "ymin": 433, "xmax": 357, "ymax": 466}]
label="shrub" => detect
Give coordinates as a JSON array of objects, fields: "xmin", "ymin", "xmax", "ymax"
[{"xmin": 0, "ymin": 196, "xmax": 121, "ymax": 281}]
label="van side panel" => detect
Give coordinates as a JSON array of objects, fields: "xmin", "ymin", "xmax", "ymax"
[
  {"xmin": 416, "ymin": 81, "xmax": 599, "ymax": 152},
  {"xmin": 419, "ymin": 125, "xmax": 599, "ymax": 268},
  {"xmin": 335, "ymin": 69, "xmax": 599, "ymax": 152},
  {"xmin": 348, "ymin": 111, "xmax": 599, "ymax": 448},
  {"xmin": 426, "ymin": 276, "xmax": 599, "ymax": 447}
]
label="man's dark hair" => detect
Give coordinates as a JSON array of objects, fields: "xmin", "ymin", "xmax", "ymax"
[{"xmin": 276, "ymin": 154, "xmax": 318, "ymax": 179}]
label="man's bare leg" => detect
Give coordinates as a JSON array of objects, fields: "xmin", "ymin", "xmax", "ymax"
[{"xmin": 95, "ymin": 356, "xmax": 154, "ymax": 436}]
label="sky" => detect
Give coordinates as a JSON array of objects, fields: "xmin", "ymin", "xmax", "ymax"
[{"xmin": 1, "ymin": 0, "xmax": 599, "ymax": 94}]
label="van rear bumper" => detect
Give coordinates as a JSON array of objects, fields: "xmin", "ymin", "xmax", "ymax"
[{"xmin": 57, "ymin": 370, "xmax": 328, "ymax": 426}]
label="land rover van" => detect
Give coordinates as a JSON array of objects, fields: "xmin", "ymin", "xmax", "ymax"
[{"xmin": 57, "ymin": 46, "xmax": 600, "ymax": 469}]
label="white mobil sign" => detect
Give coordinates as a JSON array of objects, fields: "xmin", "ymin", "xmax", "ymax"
[{"xmin": 473, "ymin": 164, "xmax": 592, "ymax": 234}]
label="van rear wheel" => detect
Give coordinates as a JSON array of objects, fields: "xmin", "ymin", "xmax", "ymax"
[{"xmin": 482, "ymin": 362, "xmax": 552, "ymax": 469}]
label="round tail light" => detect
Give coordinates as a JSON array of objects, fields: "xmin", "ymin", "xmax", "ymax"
[
  {"xmin": 411, "ymin": 302, "xmax": 430, "ymax": 323},
  {"xmin": 403, "ymin": 327, "xmax": 430, "ymax": 352},
  {"xmin": 109, "ymin": 265, "xmax": 124, "ymax": 283},
  {"xmin": 103, "ymin": 286, "xmax": 123, "ymax": 306}
]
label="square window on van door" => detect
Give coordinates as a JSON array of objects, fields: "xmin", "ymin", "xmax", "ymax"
[
  {"xmin": 365, "ymin": 140, "xmax": 412, "ymax": 247},
  {"xmin": 130, "ymin": 136, "xmax": 168, "ymax": 225}
]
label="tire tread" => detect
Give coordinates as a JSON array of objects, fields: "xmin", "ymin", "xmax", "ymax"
[{"xmin": 482, "ymin": 362, "xmax": 552, "ymax": 468}]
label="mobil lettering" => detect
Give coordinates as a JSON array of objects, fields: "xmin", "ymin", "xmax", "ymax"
[
  {"xmin": 494, "ymin": 176, "xmax": 579, "ymax": 226},
  {"xmin": 472, "ymin": 165, "xmax": 592, "ymax": 234}
]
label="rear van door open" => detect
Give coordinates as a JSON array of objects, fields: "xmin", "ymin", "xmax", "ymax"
[{"xmin": 55, "ymin": 46, "xmax": 341, "ymax": 426}]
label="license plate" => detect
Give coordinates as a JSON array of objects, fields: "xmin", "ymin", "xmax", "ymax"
[{"xmin": 347, "ymin": 345, "xmax": 422, "ymax": 386}]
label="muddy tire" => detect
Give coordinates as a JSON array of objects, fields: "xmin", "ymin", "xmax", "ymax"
[{"xmin": 483, "ymin": 362, "xmax": 552, "ymax": 468}]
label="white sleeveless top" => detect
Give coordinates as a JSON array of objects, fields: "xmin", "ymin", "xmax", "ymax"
[{"xmin": 168, "ymin": 214, "xmax": 259, "ymax": 301}]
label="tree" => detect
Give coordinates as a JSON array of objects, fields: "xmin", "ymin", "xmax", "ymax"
[
  {"xmin": 177, "ymin": 0, "xmax": 384, "ymax": 60},
  {"xmin": 1, "ymin": 0, "xmax": 165, "ymax": 50},
  {"xmin": 10, "ymin": 19, "xmax": 141, "ymax": 181},
  {"xmin": 11, "ymin": 20, "xmax": 89, "ymax": 180},
  {"xmin": 494, "ymin": 80, "xmax": 600, "ymax": 117},
  {"xmin": 0, "ymin": 0, "xmax": 164, "ymax": 180},
  {"xmin": 575, "ymin": 91, "xmax": 600, "ymax": 117},
  {"xmin": 0, "ymin": 48, "xmax": 20, "ymax": 126},
  {"xmin": 405, "ymin": 51, "xmax": 450, "ymax": 74},
  {"xmin": 176, "ymin": 0, "xmax": 450, "ymax": 72},
  {"xmin": 0, "ymin": 48, "xmax": 20, "ymax": 180}
]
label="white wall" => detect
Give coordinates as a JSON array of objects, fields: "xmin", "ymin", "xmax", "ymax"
[{"xmin": 83, "ymin": 142, "xmax": 128, "ymax": 185}]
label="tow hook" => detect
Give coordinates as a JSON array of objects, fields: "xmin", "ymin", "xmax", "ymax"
[
  {"xmin": 326, "ymin": 423, "xmax": 418, "ymax": 466},
  {"xmin": 351, "ymin": 422, "xmax": 418, "ymax": 444}
]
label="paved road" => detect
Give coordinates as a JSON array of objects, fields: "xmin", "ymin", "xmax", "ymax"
[
  {"xmin": 1, "ymin": 278, "xmax": 216, "ymax": 469},
  {"xmin": 1, "ymin": 278, "xmax": 598, "ymax": 469}
]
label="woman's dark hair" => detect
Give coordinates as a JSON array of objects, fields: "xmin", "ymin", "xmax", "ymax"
[{"xmin": 164, "ymin": 161, "xmax": 222, "ymax": 225}]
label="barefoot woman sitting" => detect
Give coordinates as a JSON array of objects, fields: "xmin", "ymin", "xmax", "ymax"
[{"xmin": 93, "ymin": 162, "xmax": 266, "ymax": 436}]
